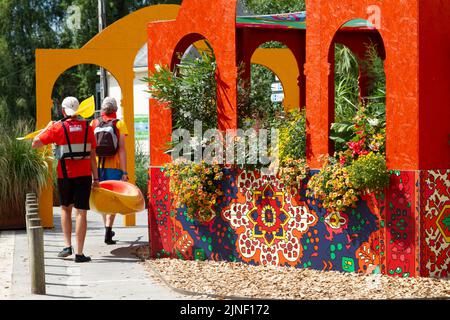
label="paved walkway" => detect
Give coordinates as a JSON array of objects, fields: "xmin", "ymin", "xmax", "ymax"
[{"xmin": 1, "ymin": 208, "xmax": 189, "ymax": 300}]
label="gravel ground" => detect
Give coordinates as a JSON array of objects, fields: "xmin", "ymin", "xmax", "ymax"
[{"xmin": 135, "ymin": 246, "xmax": 450, "ymax": 300}]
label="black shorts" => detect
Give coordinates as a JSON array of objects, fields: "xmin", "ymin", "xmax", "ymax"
[{"xmin": 57, "ymin": 176, "xmax": 92, "ymax": 210}]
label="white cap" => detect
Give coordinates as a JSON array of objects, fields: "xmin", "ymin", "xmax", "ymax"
[{"xmin": 62, "ymin": 97, "xmax": 80, "ymax": 116}]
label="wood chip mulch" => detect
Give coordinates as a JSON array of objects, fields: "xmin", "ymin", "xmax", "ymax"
[{"xmin": 134, "ymin": 245, "xmax": 450, "ymax": 300}]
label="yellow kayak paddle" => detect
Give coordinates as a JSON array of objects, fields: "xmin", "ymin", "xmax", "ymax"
[{"xmin": 17, "ymin": 96, "xmax": 96, "ymax": 141}]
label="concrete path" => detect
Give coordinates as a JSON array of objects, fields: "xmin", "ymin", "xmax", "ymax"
[
  {"xmin": 0, "ymin": 231, "xmax": 15, "ymax": 299},
  {"xmin": 2, "ymin": 208, "xmax": 189, "ymax": 300}
]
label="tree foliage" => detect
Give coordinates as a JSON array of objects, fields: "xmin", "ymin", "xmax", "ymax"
[
  {"xmin": 0, "ymin": 0, "xmax": 67, "ymax": 123},
  {"xmin": 0, "ymin": 0, "xmax": 182, "ymax": 124},
  {"xmin": 241, "ymin": 0, "xmax": 306, "ymax": 14}
]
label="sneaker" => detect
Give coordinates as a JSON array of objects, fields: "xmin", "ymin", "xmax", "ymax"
[
  {"xmin": 57, "ymin": 247, "xmax": 73, "ymax": 258},
  {"xmin": 75, "ymin": 254, "xmax": 91, "ymax": 263}
]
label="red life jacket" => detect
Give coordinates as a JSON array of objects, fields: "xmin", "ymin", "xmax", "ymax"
[{"xmin": 54, "ymin": 120, "xmax": 92, "ymax": 161}]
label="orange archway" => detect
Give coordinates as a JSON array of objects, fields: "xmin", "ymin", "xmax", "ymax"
[
  {"xmin": 251, "ymin": 48, "xmax": 300, "ymax": 112},
  {"xmin": 35, "ymin": 5, "xmax": 180, "ymax": 228}
]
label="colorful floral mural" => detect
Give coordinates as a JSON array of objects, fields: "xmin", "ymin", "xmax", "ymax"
[
  {"xmin": 149, "ymin": 167, "xmax": 392, "ymax": 274},
  {"xmin": 149, "ymin": 168, "xmax": 450, "ymax": 278},
  {"xmin": 222, "ymin": 170, "xmax": 317, "ymax": 267}
]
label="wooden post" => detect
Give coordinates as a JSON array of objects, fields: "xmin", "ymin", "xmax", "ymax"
[
  {"xmin": 25, "ymin": 211, "xmax": 39, "ymax": 234},
  {"xmin": 26, "ymin": 193, "xmax": 37, "ymax": 200},
  {"xmin": 26, "ymin": 203, "xmax": 39, "ymax": 211},
  {"xmin": 29, "ymin": 218, "xmax": 41, "ymax": 228},
  {"xmin": 29, "ymin": 226, "xmax": 46, "ymax": 295}
]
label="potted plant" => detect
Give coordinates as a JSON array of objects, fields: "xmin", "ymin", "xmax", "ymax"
[{"xmin": 0, "ymin": 122, "xmax": 51, "ymax": 230}]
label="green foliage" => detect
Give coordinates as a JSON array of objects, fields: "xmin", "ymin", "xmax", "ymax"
[
  {"xmin": 241, "ymin": 0, "xmax": 306, "ymax": 14},
  {"xmin": 135, "ymin": 142, "xmax": 149, "ymax": 207},
  {"xmin": 331, "ymin": 42, "xmax": 386, "ymax": 152},
  {"xmin": 0, "ymin": 0, "xmax": 182, "ymax": 123},
  {"xmin": 0, "ymin": 121, "xmax": 51, "ymax": 218},
  {"xmin": 144, "ymin": 48, "xmax": 218, "ymax": 132},
  {"xmin": 348, "ymin": 152, "xmax": 390, "ymax": 194},
  {"xmin": 364, "ymin": 41, "xmax": 386, "ymax": 102},
  {"xmin": 146, "ymin": 49, "xmax": 284, "ymax": 134},
  {"xmin": 276, "ymin": 109, "xmax": 307, "ymax": 161},
  {"xmin": 334, "ymin": 44, "xmax": 360, "ymax": 124},
  {"xmin": 239, "ymin": 63, "xmax": 284, "ymax": 129},
  {"xmin": 0, "ymin": 0, "xmax": 66, "ymax": 122}
]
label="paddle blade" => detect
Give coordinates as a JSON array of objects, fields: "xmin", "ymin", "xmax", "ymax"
[
  {"xmin": 76, "ymin": 96, "xmax": 95, "ymax": 118},
  {"xmin": 16, "ymin": 129, "xmax": 43, "ymax": 141}
]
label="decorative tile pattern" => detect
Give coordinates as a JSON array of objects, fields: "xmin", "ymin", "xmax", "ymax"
[
  {"xmin": 420, "ymin": 170, "xmax": 450, "ymax": 278},
  {"xmin": 385, "ymin": 171, "xmax": 419, "ymax": 277}
]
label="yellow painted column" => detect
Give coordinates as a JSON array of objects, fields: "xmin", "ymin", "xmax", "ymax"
[
  {"xmin": 35, "ymin": 51, "xmax": 55, "ymax": 228},
  {"xmin": 122, "ymin": 73, "xmax": 136, "ymax": 227}
]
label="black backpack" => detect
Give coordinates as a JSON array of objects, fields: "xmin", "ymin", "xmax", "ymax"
[{"xmin": 94, "ymin": 118, "xmax": 119, "ymax": 157}]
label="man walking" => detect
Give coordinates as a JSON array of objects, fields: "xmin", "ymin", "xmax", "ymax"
[{"xmin": 32, "ymin": 97, "xmax": 99, "ymax": 263}]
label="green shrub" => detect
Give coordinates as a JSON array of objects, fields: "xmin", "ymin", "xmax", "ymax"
[
  {"xmin": 135, "ymin": 142, "xmax": 149, "ymax": 207},
  {"xmin": 276, "ymin": 109, "xmax": 307, "ymax": 161},
  {"xmin": 348, "ymin": 152, "xmax": 390, "ymax": 194},
  {"xmin": 143, "ymin": 46, "xmax": 218, "ymax": 133}
]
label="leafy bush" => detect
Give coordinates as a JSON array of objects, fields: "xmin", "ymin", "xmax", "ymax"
[
  {"xmin": 144, "ymin": 46, "xmax": 218, "ymax": 133},
  {"xmin": 135, "ymin": 142, "xmax": 149, "ymax": 207},
  {"xmin": 334, "ymin": 44, "xmax": 360, "ymax": 124},
  {"xmin": 348, "ymin": 152, "xmax": 390, "ymax": 194},
  {"xmin": 276, "ymin": 109, "xmax": 307, "ymax": 161},
  {"xmin": 335, "ymin": 104, "xmax": 386, "ymax": 165},
  {"xmin": 238, "ymin": 63, "xmax": 285, "ymax": 129},
  {"xmin": 241, "ymin": 0, "xmax": 306, "ymax": 14},
  {"xmin": 0, "ymin": 121, "xmax": 51, "ymax": 219},
  {"xmin": 332, "ymin": 42, "xmax": 386, "ymax": 152}
]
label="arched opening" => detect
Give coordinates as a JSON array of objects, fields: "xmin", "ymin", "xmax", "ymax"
[
  {"xmin": 243, "ymin": 41, "xmax": 305, "ymax": 163},
  {"xmin": 240, "ymin": 40, "xmax": 302, "ymax": 122},
  {"xmin": 131, "ymin": 43, "xmax": 152, "ymax": 207},
  {"xmin": 51, "ymin": 64, "xmax": 122, "ymax": 120},
  {"xmin": 145, "ymin": 35, "xmax": 218, "ymax": 165},
  {"xmin": 51, "ymin": 64, "xmax": 122, "ymax": 206},
  {"xmin": 329, "ymin": 19, "xmax": 386, "ymax": 155},
  {"xmin": 167, "ymin": 36, "xmax": 218, "ymax": 134}
]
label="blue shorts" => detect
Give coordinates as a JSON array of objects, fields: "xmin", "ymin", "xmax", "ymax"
[{"xmin": 98, "ymin": 168, "xmax": 123, "ymax": 182}]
